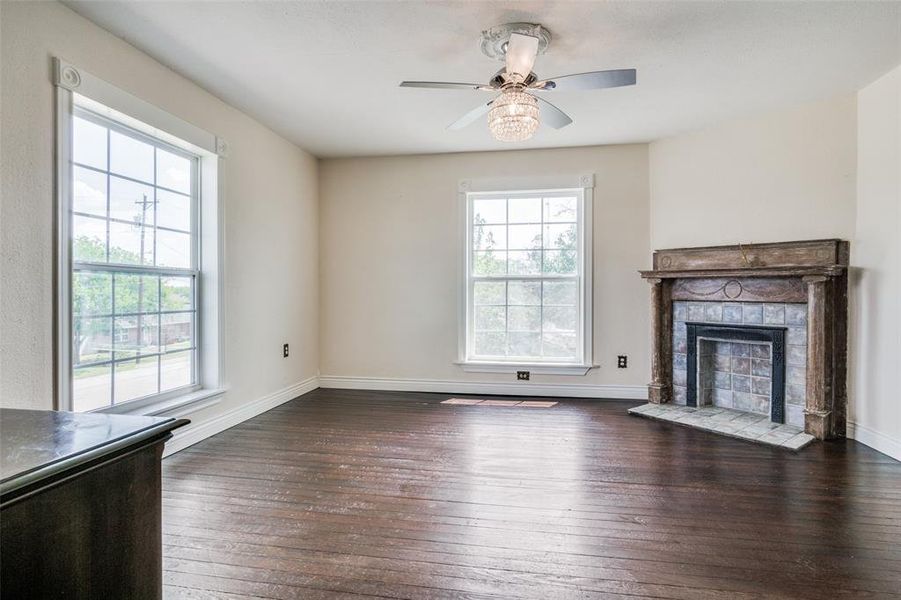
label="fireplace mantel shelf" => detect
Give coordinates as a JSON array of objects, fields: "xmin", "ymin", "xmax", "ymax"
[{"xmin": 639, "ymin": 265, "xmax": 846, "ymax": 280}]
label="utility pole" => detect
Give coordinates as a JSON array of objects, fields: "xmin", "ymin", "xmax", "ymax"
[{"xmin": 135, "ymin": 192, "xmax": 157, "ymax": 362}]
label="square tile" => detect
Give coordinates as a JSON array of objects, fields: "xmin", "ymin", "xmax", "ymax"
[
  {"xmin": 733, "ymin": 374, "xmax": 751, "ymax": 393},
  {"xmin": 443, "ymin": 398, "xmax": 484, "ymax": 405},
  {"xmin": 519, "ymin": 401, "xmax": 558, "ymax": 407},
  {"xmin": 742, "ymin": 304, "xmax": 763, "ymax": 324},
  {"xmin": 673, "ymin": 352, "xmax": 687, "ymax": 370},
  {"xmin": 731, "ymin": 343, "xmax": 750, "ymax": 357},
  {"xmin": 751, "ymin": 359, "xmax": 772, "ymax": 377},
  {"xmin": 704, "ymin": 304, "xmax": 723, "ymax": 322},
  {"xmin": 733, "ymin": 391, "xmax": 752, "ymax": 411},
  {"xmin": 785, "ymin": 304, "xmax": 807, "ymax": 326},
  {"xmin": 786, "ymin": 384, "xmax": 807, "ymax": 405},
  {"xmin": 715, "ymin": 341, "xmax": 732, "ymax": 356},
  {"xmin": 673, "ymin": 302, "xmax": 688, "ymax": 321},
  {"xmin": 751, "ymin": 344, "xmax": 771, "ymax": 360},
  {"xmin": 787, "ymin": 326, "xmax": 807, "ymax": 346},
  {"xmin": 673, "ymin": 368, "xmax": 687, "ymax": 386},
  {"xmin": 713, "ymin": 388, "xmax": 733, "ymax": 407},
  {"xmin": 714, "ymin": 372, "xmax": 732, "ymax": 390},
  {"xmin": 787, "ymin": 366, "xmax": 806, "ymax": 386},
  {"xmin": 723, "ymin": 303, "xmax": 742, "ymax": 323},
  {"xmin": 787, "ymin": 345, "xmax": 807, "ymax": 367},
  {"xmin": 786, "ymin": 404, "xmax": 805, "ymax": 428},
  {"xmin": 751, "ymin": 377, "xmax": 771, "ymax": 396},
  {"xmin": 714, "ymin": 354, "xmax": 732, "ymax": 371},
  {"xmin": 479, "ymin": 400, "xmax": 522, "ymax": 406},
  {"xmin": 673, "ymin": 385, "xmax": 687, "ymax": 404},
  {"xmin": 763, "ymin": 304, "xmax": 785, "ymax": 325},
  {"xmin": 731, "ymin": 356, "xmax": 751, "ymax": 374},
  {"xmin": 687, "ymin": 302, "xmax": 706, "ymax": 321}
]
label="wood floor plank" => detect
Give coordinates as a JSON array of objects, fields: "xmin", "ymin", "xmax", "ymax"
[{"xmin": 162, "ymin": 389, "xmax": 901, "ymax": 599}]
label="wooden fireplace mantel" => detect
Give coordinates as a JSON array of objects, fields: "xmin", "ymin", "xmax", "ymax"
[{"xmin": 639, "ymin": 239, "xmax": 849, "ymax": 440}]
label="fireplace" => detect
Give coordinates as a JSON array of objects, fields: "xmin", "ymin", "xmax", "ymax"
[
  {"xmin": 639, "ymin": 240, "xmax": 849, "ymax": 441},
  {"xmin": 685, "ymin": 323, "xmax": 786, "ymax": 423}
]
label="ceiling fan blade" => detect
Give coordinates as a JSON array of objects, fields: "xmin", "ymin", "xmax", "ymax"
[
  {"xmin": 400, "ymin": 81, "xmax": 490, "ymax": 91},
  {"xmin": 504, "ymin": 33, "xmax": 539, "ymax": 80},
  {"xmin": 447, "ymin": 101, "xmax": 494, "ymax": 130},
  {"xmin": 533, "ymin": 69, "xmax": 637, "ymax": 91},
  {"xmin": 536, "ymin": 97, "xmax": 573, "ymax": 129}
]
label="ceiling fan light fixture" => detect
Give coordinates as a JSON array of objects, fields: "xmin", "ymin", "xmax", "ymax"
[{"xmin": 488, "ymin": 89, "xmax": 539, "ymax": 142}]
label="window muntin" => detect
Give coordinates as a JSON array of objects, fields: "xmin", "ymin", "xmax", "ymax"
[
  {"xmin": 466, "ymin": 189, "xmax": 585, "ymax": 364},
  {"xmin": 69, "ymin": 107, "xmax": 200, "ymax": 412}
]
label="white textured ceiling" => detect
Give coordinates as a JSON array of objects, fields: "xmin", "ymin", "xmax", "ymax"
[{"xmin": 65, "ymin": 1, "xmax": 901, "ymax": 158}]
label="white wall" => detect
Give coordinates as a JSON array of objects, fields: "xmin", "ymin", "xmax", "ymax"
[
  {"xmin": 649, "ymin": 95, "xmax": 857, "ymax": 249},
  {"xmin": 849, "ymin": 66, "xmax": 901, "ymax": 460},
  {"xmin": 319, "ymin": 146, "xmax": 651, "ymax": 397},
  {"xmin": 0, "ymin": 2, "xmax": 319, "ymax": 443}
]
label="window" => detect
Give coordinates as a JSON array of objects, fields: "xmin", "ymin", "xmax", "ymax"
[
  {"xmin": 68, "ymin": 108, "xmax": 200, "ymax": 412},
  {"xmin": 55, "ymin": 58, "xmax": 224, "ymax": 415},
  {"xmin": 463, "ymin": 188, "xmax": 592, "ymax": 371}
]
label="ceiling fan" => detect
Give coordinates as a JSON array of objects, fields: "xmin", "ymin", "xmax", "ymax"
[{"xmin": 400, "ymin": 23, "xmax": 636, "ymax": 142}]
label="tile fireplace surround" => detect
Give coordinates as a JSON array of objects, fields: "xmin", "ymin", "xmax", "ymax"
[{"xmin": 636, "ymin": 240, "xmax": 849, "ymax": 443}]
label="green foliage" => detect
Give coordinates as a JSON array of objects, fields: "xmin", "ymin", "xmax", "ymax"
[{"xmin": 72, "ymin": 235, "xmax": 192, "ymax": 365}]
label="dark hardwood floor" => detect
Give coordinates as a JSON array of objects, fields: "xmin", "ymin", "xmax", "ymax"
[{"xmin": 161, "ymin": 389, "xmax": 901, "ymax": 599}]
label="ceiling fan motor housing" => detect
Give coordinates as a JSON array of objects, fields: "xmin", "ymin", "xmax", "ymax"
[{"xmin": 480, "ymin": 22, "xmax": 552, "ymax": 62}]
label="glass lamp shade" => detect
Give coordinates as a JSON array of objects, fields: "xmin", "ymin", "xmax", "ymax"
[{"xmin": 488, "ymin": 90, "xmax": 540, "ymax": 142}]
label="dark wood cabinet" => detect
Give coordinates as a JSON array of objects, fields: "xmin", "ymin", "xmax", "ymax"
[{"xmin": 1, "ymin": 409, "xmax": 187, "ymax": 599}]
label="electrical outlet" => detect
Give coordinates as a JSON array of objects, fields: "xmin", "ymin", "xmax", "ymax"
[
  {"xmin": 617, "ymin": 355, "xmax": 628, "ymax": 368},
  {"xmin": 516, "ymin": 370, "xmax": 530, "ymax": 381},
  {"xmin": 283, "ymin": 343, "xmax": 289, "ymax": 358}
]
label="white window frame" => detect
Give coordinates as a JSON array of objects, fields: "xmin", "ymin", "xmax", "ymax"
[
  {"xmin": 457, "ymin": 175, "xmax": 595, "ymax": 376},
  {"xmin": 54, "ymin": 58, "xmax": 227, "ymax": 416}
]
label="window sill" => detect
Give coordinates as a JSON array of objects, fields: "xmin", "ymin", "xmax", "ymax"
[
  {"xmin": 96, "ymin": 388, "xmax": 227, "ymax": 418},
  {"xmin": 455, "ymin": 362, "xmax": 597, "ymax": 376}
]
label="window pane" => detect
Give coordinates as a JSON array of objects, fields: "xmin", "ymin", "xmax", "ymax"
[
  {"xmin": 72, "ymin": 215, "xmax": 107, "ymax": 262},
  {"xmin": 472, "ymin": 198, "xmax": 505, "ymax": 225},
  {"xmin": 543, "ymin": 250, "xmax": 578, "ymax": 274},
  {"xmin": 161, "ymin": 312, "xmax": 193, "ymax": 352},
  {"xmin": 508, "ymin": 306, "xmax": 540, "ymax": 332},
  {"xmin": 543, "ymin": 281, "xmax": 578, "ymax": 306},
  {"xmin": 73, "ymin": 272, "xmax": 111, "ymax": 317},
  {"xmin": 473, "ymin": 225, "xmax": 506, "ymax": 251},
  {"xmin": 161, "ymin": 277, "xmax": 193, "ymax": 311},
  {"xmin": 544, "ymin": 306, "xmax": 578, "ymax": 332},
  {"xmin": 508, "ymin": 250, "xmax": 541, "ymax": 275},
  {"xmin": 473, "ymin": 281, "xmax": 505, "ymax": 306},
  {"xmin": 156, "ymin": 229, "xmax": 191, "ymax": 268},
  {"xmin": 74, "ymin": 364, "xmax": 111, "ymax": 411},
  {"xmin": 473, "ymin": 251, "xmax": 506, "ymax": 276},
  {"xmin": 544, "ymin": 224, "xmax": 577, "ymax": 250},
  {"xmin": 73, "ymin": 166, "xmax": 107, "ymax": 217},
  {"xmin": 109, "ymin": 220, "xmax": 153, "ymax": 265},
  {"xmin": 508, "ymin": 281, "xmax": 540, "ymax": 305},
  {"xmin": 73, "ymin": 317, "xmax": 112, "ymax": 365},
  {"xmin": 73, "ymin": 117, "xmax": 107, "ymax": 170},
  {"xmin": 507, "ymin": 332, "xmax": 540, "ymax": 357},
  {"xmin": 508, "ymin": 197, "xmax": 541, "ymax": 223},
  {"xmin": 474, "ymin": 306, "xmax": 505, "ymax": 331},
  {"xmin": 110, "ymin": 130, "xmax": 154, "ymax": 183},
  {"xmin": 157, "ymin": 148, "xmax": 191, "ymax": 194},
  {"xmin": 543, "ymin": 332, "xmax": 578, "ymax": 358},
  {"xmin": 113, "ymin": 356, "xmax": 159, "ymax": 404},
  {"xmin": 114, "ymin": 315, "xmax": 159, "ymax": 358},
  {"xmin": 507, "ymin": 224, "xmax": 541, "ymax": 250},
  {"xmin": 109, "ymin": 176, "xmax": 154, "ymax": 226},
  {"xmin": 114, "ymin": 274, "xmax": 159, "ymax": 314},
  {"xmin": 157, "ymin": 189, "xmax": 191, "ymax": 232},
  {"xmin": 161, "ymin": 350, "xmax": 193, "ymax": 392},
  {"xmin": 544, "ymin": 197, "xmax": 577, "ymax": 222},
  {"xmin": 473, "ymin": 332, "xmax": 505, "ymax": 357}
]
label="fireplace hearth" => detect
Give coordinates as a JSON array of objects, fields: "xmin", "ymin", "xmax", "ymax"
[{"xmin": 636, "ymin": 240, "xmax": 849, "ymax": 442}]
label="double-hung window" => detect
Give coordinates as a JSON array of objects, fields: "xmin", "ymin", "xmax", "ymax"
[
  {"xmin": 55, "ymin": 58, "xmax": 223, "ymax": 414},
  {"xmin": 68, "ymin": 109, "xmax": 200, "ymax": 411},
  {"xmin": 463, "ymin": 187, "xmax": 592, "ymax": 372}
]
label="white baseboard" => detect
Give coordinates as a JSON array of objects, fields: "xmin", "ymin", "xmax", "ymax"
[
  {"xmin": 847, "ymin": 421, "xmax": 901, "ymax": 462},
  {"xmin": 163, "ymin": 376, "xmax": 319, "ymax": 457},
  {"xmin": 318, "ymin": 375, "xmax": 648, "ymax": 400}
]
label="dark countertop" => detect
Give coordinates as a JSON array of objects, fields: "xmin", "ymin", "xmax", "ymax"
[{"xmin": 1, "ymin": 409, "xmax": 187, "ymax": 499}]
